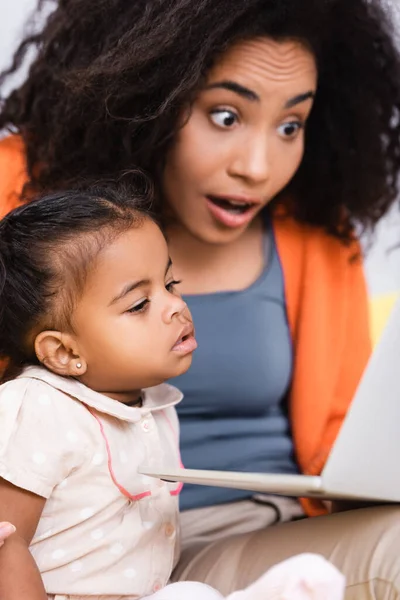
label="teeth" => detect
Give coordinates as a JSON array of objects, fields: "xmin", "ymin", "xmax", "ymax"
[
  {"xmin": 228, "ymin": 200, "xmax": 250, "ymax": 207},
  {"xmin": 209, "ymin": 196, "xmax": 252, "ymax": 214}
]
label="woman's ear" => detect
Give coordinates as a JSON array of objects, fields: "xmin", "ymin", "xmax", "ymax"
[{"xmin": 34, "ymin": 331, "xmax": 87, "ymax": 377}]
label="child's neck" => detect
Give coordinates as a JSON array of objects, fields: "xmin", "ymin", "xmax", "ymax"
[
  {"xmin": 99, "ymin": 389, "xmax": 143, "ymax": 407},
  {"xmin": 74, "ymin": 381, "xmax": 143, "ymax": 407},
  {"xmin": 125, "ymin": 395, "xmax": 143, "ymax": 408},
  {"xmin": 43, "ymin": 367, "xmax": 144, "ymax": 407}
]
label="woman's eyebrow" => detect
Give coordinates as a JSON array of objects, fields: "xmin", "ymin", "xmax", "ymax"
[
  {"xmin": 204, "ymin": 81, "xmax": 315, "ymax": 109},
  {"xmin": 204, "ymin": 80, "xmax": 259, "ymax": 101},
  {"xmin": 284, "ymin": 91, "xmax": 315, "ymax": 108}
]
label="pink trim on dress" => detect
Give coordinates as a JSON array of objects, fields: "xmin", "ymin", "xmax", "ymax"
[
  {"xmin": 85, "ymin": 406, "xmax": 183, "ymax": 499},
  {"xmin": 86, "ymin": 406, "xmax": 152, "ymax": 501}
]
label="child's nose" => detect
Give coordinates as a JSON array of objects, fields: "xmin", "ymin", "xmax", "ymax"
[{"xmin": 163, "ymin": 293, "xmax": 189, "ymax": 323}]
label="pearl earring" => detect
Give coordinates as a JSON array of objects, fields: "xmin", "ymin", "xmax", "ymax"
[{"xmin": 76, "ymin": 362, "xmax": 82, "ymax": 369}]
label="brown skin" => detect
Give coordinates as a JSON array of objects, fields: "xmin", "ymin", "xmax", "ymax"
[
  {"xmin": 0, "ymin": 37, "xmax": 369, "ymax": 575},
  {"xmin": 35, "ymin": 218, "xmax": 195, "ymax": 403},
  {"xmin": 163, "ymin": 38, "xmax": 317, "ymax": 294},
  {"xmin": 0, "ymin": 218, "xmax": 196, "ymax": 597},
  {"xmin": 164, "ymin": 37, "xmax": 371, "ymax": 513},
  {"xmin": 0, "ymin": 522, "xmax": 15, "ymax": 546},
  {"xmin": 0, "ymin": 479, "xmax": 47, "ymax": 600}
]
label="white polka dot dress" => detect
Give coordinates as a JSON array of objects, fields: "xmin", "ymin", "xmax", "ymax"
[{"xmin": 0, "ymin": 366, "xmax": 183, "ymax": 597}]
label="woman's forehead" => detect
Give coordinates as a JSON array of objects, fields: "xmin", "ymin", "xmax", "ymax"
[{"xmin": 206, "ymin": 38, "xmax": 317, "ymax": 88}]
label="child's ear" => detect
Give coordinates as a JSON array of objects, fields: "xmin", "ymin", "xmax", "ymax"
[{"xmin": 34, "ymin": 331, "xmax": 87, "ymax": 377}]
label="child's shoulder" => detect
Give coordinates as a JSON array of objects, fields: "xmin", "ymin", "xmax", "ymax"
[
  {"xmin": 1, "ymin": 371, "xmax": 64, "ymax": 399},
  {"xmin": 0, "ymin": 371, "xmax": 94, "ymax": 498},
  {"xmin": 0, "ymin": 368, "xmax": 94, "ymax": 431}
]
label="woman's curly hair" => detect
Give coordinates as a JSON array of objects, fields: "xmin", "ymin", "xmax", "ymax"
[{"xmin": 1, "ymin": 0, "xmax": 400, "ymax": 241}]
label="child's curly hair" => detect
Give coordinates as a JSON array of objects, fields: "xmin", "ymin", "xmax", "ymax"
[
  {"xmin": 0, "ymin": 181, "xmax": 153, "ymax": 381},
  {"xmin": 1, "ymin": 0, "xmax": 400, "ymax": 242}
]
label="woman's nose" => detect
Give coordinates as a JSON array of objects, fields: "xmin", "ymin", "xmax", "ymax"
[{"xmin": 228, "ymin": 135, "xmax": 271, "ymax": 184}]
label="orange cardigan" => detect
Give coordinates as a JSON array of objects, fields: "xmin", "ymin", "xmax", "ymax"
[{"xmin": 0, "ymin": 136, "xmax": 371, "ymax": 515}]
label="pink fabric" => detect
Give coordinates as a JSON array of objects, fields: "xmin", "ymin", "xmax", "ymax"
[
  {"xmin": 47, "ymin": 553, "xmax": 345, "ymax": 599},
  {"xmin": 228, "ymin": 553, "xmax": 345, "ymax": 600},
  {"xmin": 148, "ymin": 553, "xmax": 345, "ymax": 600},
  {"xmin": 86, "ymin": 406, "xmax": 152, "ymax": 502}
]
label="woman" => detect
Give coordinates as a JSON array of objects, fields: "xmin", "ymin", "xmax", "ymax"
[{"xmin": 0, "ymin": 0, "xmax": 400, "ymax": 597}]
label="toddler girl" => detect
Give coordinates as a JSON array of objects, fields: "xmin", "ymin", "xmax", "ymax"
[{"xmin": 0, "ymin": 184, "xmax": 344, "ymax": 600}]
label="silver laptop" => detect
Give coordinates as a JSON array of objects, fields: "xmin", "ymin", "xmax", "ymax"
[{"xmin": 140, "ymin": 298, "xmax": 400, "ymax": 502}]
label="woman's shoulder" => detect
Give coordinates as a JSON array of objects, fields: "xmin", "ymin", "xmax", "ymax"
[
  {"xmin": 272, "ymin": 211, "xmax": 363, "ymax": 285},
  {"xmin": 272, "ymin": 210, "xmax": 359, "ymax": 255},
  {"xmin": 272, "ymin": 211, "xmax": 368, "ymax": 343},
  {"xmin": 0, "ymin": 134, "xmax": 28, "ymax": 219}
]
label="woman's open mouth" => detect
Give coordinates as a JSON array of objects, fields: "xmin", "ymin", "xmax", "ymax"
[{"xmin": 206, "ymin": 195, "xmax": 259, "ymax": 228}]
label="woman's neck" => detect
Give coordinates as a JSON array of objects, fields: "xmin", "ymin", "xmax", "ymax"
[{"xmin": 165, "ymin": 215, "xmax": 266, "ymax": 295}]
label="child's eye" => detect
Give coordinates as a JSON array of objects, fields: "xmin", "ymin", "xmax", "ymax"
[
  {"xmin": 166, "ymin": 279, "xmax": 182, "ymax": 293},
  {"xmin": 126, "ymin": 298, "xmax": 149, "ymax": 314}
]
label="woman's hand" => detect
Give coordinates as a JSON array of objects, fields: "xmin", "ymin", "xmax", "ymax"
[{"xmin": 0, "ymin": 522, "xmax": 16, "ymax": 547}]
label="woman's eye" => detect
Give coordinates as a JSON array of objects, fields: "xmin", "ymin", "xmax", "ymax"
[
  {"xmin": 127, "ymin": 298, "xmax": 149, "ymax": 314},
  {"xmin": 209, "ymin": 109, "xmax": 238, "ymax": 129},
  {"xmin": 277, "ymin": 121, "xmax": 303, "ymax": 139},
  {"xmin": 165, "ymin": 279, "xmax": 182, "ymax": 294}
]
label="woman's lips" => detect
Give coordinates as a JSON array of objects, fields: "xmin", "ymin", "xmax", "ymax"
[{"xmin": 206, "ymin": 195, "xmax": 259, "ymax": 228}]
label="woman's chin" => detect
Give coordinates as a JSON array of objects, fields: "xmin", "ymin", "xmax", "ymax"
[{"xmin": 186, "ymin": 221, "xmax": 252, "ymax": 246}]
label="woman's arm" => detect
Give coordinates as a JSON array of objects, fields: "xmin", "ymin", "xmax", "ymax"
[{"xmin": 0, "ymin": 478, "xmax": 47, "ymax": 600}]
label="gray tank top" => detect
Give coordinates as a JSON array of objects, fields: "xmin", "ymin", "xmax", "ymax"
[{"xmin": 169, "ymin": 219, "xmax": 297, "ymax": 510}]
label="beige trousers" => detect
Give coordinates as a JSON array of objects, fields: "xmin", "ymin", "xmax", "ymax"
[
  {"xmin": 47, "ymin": 584, "xmax": 224, "ymax": 599},
  {"xmin": 173, "ymin": 497, "xmax": 400, "ymax": 599},
  {"xmin": 47, "ymin": 553, "xmax": 345, "ymax": 599}
]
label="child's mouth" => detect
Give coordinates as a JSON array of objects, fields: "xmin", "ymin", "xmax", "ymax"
[{"xmin": 172, "ymin": 325, "xmax": 197, "ymax": 354}]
